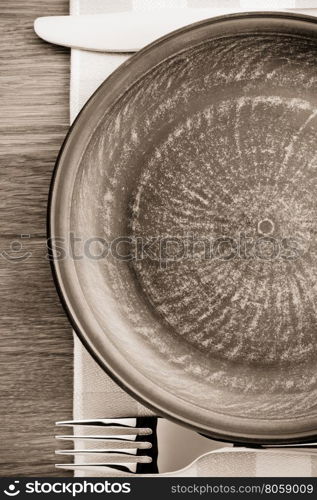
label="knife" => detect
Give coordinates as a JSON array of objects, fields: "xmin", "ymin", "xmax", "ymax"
[{"xmin": 34, "ymin": 8, "xmax": 317, "ymax": 53}]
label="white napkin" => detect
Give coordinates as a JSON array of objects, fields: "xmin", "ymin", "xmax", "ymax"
[
  {"xmin": 70, "ymin": 0, "xmax": 317, "ymax": 477},
  {"xmin": 71, "ymin": 0, "xmax": 156, "ymax": 421}
]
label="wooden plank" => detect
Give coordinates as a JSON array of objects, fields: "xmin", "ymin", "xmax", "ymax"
[
  {"xmin": 0, "ymin": 238, "xmax": 73, "ymax": 477},
  {"xmin": 0, "ymin": 2, "xmax": 70, "ymax": 236},
  {"xmin": 0, "ymin": 0, "xmax": 73, "ymax": 476}
]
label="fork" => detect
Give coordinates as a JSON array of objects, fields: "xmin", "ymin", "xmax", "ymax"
[
  {"xmin": 55, "ymin": 417, "xmax": 158, "ymax": 474},
  {"xmin": 55, "ymin": 418, "xmax": 317, "ymax": 476}
]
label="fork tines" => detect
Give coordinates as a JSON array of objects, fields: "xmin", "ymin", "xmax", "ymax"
[{"xmin": 55, "ymin": 416, "xmax": 158, "ymax": 474}]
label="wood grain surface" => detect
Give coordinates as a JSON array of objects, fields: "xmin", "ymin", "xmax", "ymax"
[{"xmin": 0, "ymin": 0, "xmax": 73, "ymax": 476}]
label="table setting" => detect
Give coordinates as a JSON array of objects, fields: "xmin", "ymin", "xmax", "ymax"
[{"xmin": 32, "ymin": 0, "xmax": 317, "ymax": 478}]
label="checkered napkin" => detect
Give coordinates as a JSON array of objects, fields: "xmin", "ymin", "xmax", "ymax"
[{"xmin": 70, "ymin": 0, "xmax": 317, "ymax": 477}]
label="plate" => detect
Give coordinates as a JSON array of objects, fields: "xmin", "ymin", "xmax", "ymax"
[{"xmin": 49, "ymin": 13, "xmax": 317, "ymax": 443}]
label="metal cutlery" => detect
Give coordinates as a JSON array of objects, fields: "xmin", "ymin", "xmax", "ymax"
[
  {"xmin": 55, "ymin": 418, "xmax": 317, "ymax": 476},
  {"xmin": 34, "ymin": 8, "xmax": 317, "ymax": 53},
  {"xmin": 55, "ymin": 417, "xmax": 158, "ymax": 474}
]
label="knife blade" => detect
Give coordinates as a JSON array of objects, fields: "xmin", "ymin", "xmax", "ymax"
[{"xmin": 34, "ymin": 9, "xmax": 317, "ymax": 53}]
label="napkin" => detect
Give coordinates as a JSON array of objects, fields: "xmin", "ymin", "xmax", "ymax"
[{"xmin": 70, "ymin": 0, "xmax": 317, "ymax": 477}]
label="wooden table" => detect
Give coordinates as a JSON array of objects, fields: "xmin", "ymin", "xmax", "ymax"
[{"xmin": 0, "ymin": 0, "xmax": 73, "ymax": 476}]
